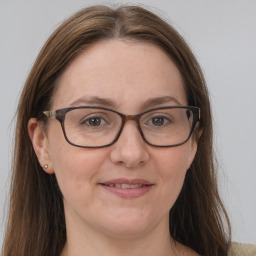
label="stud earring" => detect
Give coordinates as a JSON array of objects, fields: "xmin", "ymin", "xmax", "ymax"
[{"xmin": 43, "ymin": 164, "xmax": 48, "ymax": 169}]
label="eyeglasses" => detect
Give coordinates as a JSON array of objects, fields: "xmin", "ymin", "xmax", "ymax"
[{"xmin": 43, "ymin": 106, "xmax": 200, "ymax": 148}]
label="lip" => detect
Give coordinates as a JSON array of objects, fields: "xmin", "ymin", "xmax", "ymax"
[{"xmin": 99, "ymin": 179, "xmax": 154, "ymax": 199}]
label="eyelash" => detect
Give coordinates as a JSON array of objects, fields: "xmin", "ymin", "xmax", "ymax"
[{"xmin": 144, "ymin": 115, "xmax": 172, "ymax": 126}]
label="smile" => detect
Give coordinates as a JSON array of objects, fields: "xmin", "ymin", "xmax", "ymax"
[
  {"xmin": 104, "ymin": 183, "xmax": 147, "ymax": 189},
  {"xmin": 99, "ymin": 179, "xmax": 153, "ymax": 198}
]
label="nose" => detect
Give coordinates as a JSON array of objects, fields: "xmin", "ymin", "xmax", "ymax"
[{"xmin": 110, "ymin": 121, "xmax": 149, "ymax": 168}]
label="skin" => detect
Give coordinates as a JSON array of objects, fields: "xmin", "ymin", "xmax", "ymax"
[{"xmin": 29, "ymin": 40, "xmax": 200, "ymax": 256}]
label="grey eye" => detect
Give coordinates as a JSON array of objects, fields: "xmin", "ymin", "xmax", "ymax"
[
  {"xmin": 86, "ymin": 117, "xmax": 104, "ymax": 126},
  {"xmin": 151, "ymin": 116, "xmax": 165, "ymax": 126}
]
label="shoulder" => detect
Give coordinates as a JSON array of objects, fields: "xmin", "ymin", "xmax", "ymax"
[{"xmin": 228, "ymin": 242, "xmax": 256, "ymax": 256}]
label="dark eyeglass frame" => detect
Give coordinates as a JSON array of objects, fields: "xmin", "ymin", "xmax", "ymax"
[{"xmin": 43, "ymin": 105, "xmax": 200, "ymax": 148}]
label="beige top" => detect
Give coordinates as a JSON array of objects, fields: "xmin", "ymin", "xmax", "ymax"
[{"xmin": 228, "ymin": 242, "xmax": 256, "ymax": 256}]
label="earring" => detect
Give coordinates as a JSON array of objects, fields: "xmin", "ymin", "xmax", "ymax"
[{"xmin": 43, "ymin": 164, "xmax": 48, "ymax": 169}]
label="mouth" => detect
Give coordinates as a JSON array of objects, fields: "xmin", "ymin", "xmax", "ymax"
[
  {"xmin": 99, "ymin": 179, "xmax": 153, "ymax": 198},
  {"xmin": 102, "ymin": 183, "xmax": 150, "ymax": 189}
]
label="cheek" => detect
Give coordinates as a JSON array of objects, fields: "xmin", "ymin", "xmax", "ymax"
[
  {"xmin": 154, "ymin": 146, "xmax": 192, "ymax": 175},
  {"xmin": 47, "ymin": 122, "xmax": 105, "ymax": 179},
  {"xmin": 47, "ymin": 129, "xmax": 108, "ymax": 203},
  {"xmin": 152, "ymin": 146, "xmax": 193, "ymax": 201}
]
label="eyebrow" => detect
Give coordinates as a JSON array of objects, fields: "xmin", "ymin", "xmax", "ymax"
[
  {"xmin": 69, "ymin": 95, "xmax": 181, "ymax": 110},
  {"xmin": 69, "ymin": 96, "xmax": 118, "ymax": 108},
  {"xmin": 140, "ymin": 96, "xmax": 182, "ymax": 109}
]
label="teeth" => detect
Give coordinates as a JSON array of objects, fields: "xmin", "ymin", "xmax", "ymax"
[
  {"xmin": 106, "ymin": 184, "xmax": 143, "ymax": 189},
  {"xmin": 122, "ymin": 184, "xmax": 139, "ymax": 189}
]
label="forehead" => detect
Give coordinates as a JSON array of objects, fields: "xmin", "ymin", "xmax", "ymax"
[{"xmin": 52, "ymin": 39, "xmax": 187, "ymax": 112}]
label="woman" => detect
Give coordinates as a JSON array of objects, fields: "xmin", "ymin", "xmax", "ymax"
[{"xmin": 2, "ymin": 4, "xmax": 249, "ymax": 256}]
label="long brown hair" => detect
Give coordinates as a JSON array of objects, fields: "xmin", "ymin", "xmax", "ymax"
[{"xmin": 2, "ymin": 5, "xmax": 231, "ymax": 256}]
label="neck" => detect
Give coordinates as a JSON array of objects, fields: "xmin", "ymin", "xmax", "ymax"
[{"xmin": 61, "ymin": 217, "xmax": 178, "ymax": 256}]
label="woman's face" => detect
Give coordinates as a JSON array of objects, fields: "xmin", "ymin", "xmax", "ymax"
[{"xmin": 30, "ymin": 40, "xmax": 198, "ymax": 239}]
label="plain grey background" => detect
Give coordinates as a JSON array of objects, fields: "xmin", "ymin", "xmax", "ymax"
[{"xmin": 0, "ymin": 0, "xmax": 255, "ymax": 248}]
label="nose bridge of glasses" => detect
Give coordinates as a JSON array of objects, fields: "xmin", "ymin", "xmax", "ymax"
[
  {"xmin": 115, "ymin": 114, "xmax": 147, "ymax": 148},
  {"xmin": 122, "ymin": 114, "xmax": 142, "ymax": 128},
  {"xmin": 119, "ymin": 114, "xmax": 143, "ymax": 136},
  {"xmin": 125, "ymin": 114, "xmax": 139, "ymax": 121}
]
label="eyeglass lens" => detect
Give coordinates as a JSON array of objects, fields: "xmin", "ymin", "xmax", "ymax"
[{"xmin": 63, "ymin": 107, "xmax": 194, "ymax": 147}]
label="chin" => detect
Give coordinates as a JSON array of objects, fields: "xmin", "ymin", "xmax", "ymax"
[{"xmin": 98, "ymin": 210, "xmax": 161, "ymax": 239}]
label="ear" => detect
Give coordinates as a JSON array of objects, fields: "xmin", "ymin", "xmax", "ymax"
[
  {"xmin": 187, "ymin": 127, "xmax": 203, "ymax": 170},
  {"xmin": 194, "ymin": 126, "xmax": 203, "ymax": 143},
  {"xmin": 28, "ymin": 118, "xmax": 54, "ymax": 174}
]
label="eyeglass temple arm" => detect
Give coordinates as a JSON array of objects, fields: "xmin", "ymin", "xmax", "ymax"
[{"xmin": 43, "ymin": 110, "xmax": 57, "ymax": 119}]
